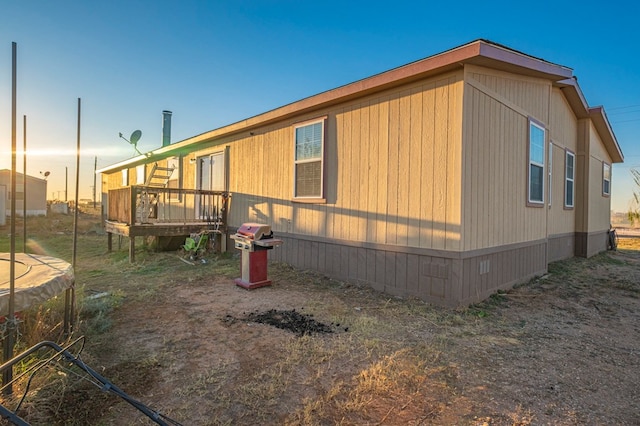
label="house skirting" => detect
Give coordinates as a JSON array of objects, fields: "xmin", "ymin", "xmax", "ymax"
[
  {"xmin": 548, "ymin": 232, "xmax": 575, "ymax": 262},
  {"xmin": 575, "ymin": 230, "xmax": 608, "ymax": 258},
  {"xmin": 267, "ymin": 233, "xmax": 547, "ymax": 307}
]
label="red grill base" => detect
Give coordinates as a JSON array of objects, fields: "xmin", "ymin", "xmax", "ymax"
[{"xmin": 235, "ymin": 249, "xmax": 272, "ymax": 289}]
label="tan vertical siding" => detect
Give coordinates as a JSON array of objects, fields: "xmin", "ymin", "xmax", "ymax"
[
  {"xmin": 469, "ymin": 66, "xmax": 549, "ymax": 123},
  {"xmin": 463, "ymin": 85, "xmax": 530, "ymax": 250},
  {"xmin": 366, "ymin": 101, "xmax": 379, "ymax": 243},
  {"xmin": 462, "ymin": 64, "xmax": 550, "ymax": 251},
  {"xmin": 350, "ymin": 106, "xmax": 366, "ymax": 241},
  {"xmin": 386, "ymin": 94, "xmax": 400, "ymax": 245},
  {"xmin": 587, "ymin": 123, "xmax": 612, "ymax": 233},
  {"xmin": 376, "ymin": 97, "xmax": 390, "ymax": 244},
  {"xmin": 408, "ymin": 88, "xmax": 423, "ymax": 248},
  {"xmin": 548, "ymin": 88, "xmax": 578, "ymax": 235},
  {"xmin": 397, "ymin": 90, "xmax": 412, "ymax": 247},
  {"xmin": 105, "ymin": 71, "xmax": 465, "ymax": 253},
  {"xmin": 419, "ymin": 82, "xmax": 436, "ymax": 249},
  {"xmin": 432, "ymin": 80, "xmax": 449, "ymax": 250}
]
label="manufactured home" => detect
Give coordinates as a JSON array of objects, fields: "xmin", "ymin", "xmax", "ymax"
[
  {"xmin": 0, "ymin": 170, "xmax": 48, "ymax": 221},
  {"xmin": 98, "ymin": 39, "xmax": 623, "ymax": 307}
]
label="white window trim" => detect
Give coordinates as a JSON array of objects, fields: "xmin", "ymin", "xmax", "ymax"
[
  {"xmin": 564, "ymin": 150, "xmax": 575, "ymax": 209},
  {"xmin": 194, "ymin": 149, "xmax": 227, "ymax": 220},
  {"xmin": 121, "ymin": 169, "xmax": 128, "ymax": 187},
  {"xmin": 136, "ymin": 164, "xmax": 146, "ymax": 185},
  {"xmin": 292, "ymin": 117, "xmax": 326, "ymax": 202},
  {"xmin": 167, "ymin": 156, "xmax": 181, "ymax": 201},
  {"xmin": 603, "ymin": 162, "xmax": 611, "ymax": 196},
  {"xmin": 195, "ymin": 151, "xmax": 227, "ymax": 191},
  {"xmin": 527, "ymin": 119, "xmax": 546, "ymax": 205}
]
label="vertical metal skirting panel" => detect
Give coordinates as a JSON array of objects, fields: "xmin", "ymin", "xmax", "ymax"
[{"xmin": 269, "ymin": 236, "xmax": 548, "ymax": 307}]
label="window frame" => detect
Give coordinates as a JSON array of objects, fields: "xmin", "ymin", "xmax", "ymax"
[
  {"xmin": 195, "ymin": 151, "xmax": 227, "ymax": 192},
  {"xmin": 527, "ymin": 118, "xmax": 546, "ymax": 207},
  {"xmin": 602, "ymin": 162, "xmax": 611, "ymax": 197},
  {"xmin": 166, "ymin": 156, "xmax": 182, "ymax": 201},
  {"xmin": 195, "ymin": 149, "xmax": 227, "ymax": 220},
  {"xmin": 292, "ymin": 117, "xmax": 326, "ymax": 203},
  {"xmin": 121, "ymin": 169, "xmax": 128, "ymax": 187},
  {"xmin": 136, "ymin": 164, "xmax": 146, "ymax": 185},
  {"xmin": 564, "ymin": 149, "xmax": 575, "ymax": 209}
]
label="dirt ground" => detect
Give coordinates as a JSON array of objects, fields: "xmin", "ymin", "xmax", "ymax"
[{"xmin": 3, "ymin": 222, "xmax": 639, "ymax": 425}]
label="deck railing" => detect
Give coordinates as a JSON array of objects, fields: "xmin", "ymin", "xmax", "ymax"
[{"xmin": 107, "ymin": 186, "xmax": 230, "ymax": 230}]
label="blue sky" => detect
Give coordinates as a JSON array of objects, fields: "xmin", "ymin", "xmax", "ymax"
[{"xmin": 1, "ymin": 0, "xmax": 639, "ymax": 212}]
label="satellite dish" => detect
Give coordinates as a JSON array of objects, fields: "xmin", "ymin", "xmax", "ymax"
[
  {"xmin": 44, "ymin": 171, "xmax": 50, "ymax": 178},
  {"xmin": 130, "ymin": 130, "xmax": 142, "ymax": 145}
]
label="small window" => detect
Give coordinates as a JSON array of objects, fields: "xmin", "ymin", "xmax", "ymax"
[
  {"xmin": 167, "ymin": 156, "xmax": 181, "ymax": 201},
  {"xmin": 565, "ymin": 150, "xmax": 575, "ymax": 208},
  {"xmin": 603, "ymin": 163, "xmax": 611, "ymax": 196},
  {"xmin": 167, "ymin": 157, "xmax": 180, "ymax": 188},
  {"xmin": 136, "ymin": 165, "xmax": 146, "ymax": 185},
  {"xmin": 293, "ymin": 118, "xmax": 325, "ymax": 200},
  {"xmin": 121, "ymin": 169, "xmax": 128, "ymax": 186},
  {"xmin": 528, "ymin": 120, "xmax": 545, "ymax": 205}
]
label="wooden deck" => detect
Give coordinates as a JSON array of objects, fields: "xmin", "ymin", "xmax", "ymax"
[{"xmin": 105, "ymin": 186, "xmax": 230, "ymax": 262}]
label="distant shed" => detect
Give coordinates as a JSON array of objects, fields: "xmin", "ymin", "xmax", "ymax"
[{"xmin": 0, "ymin": 170, "xmax": 48, "ymax": 218}]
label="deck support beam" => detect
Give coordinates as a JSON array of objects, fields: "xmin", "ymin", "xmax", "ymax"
[{"xmin": 129, "ymin": 237, "xmax": 135, "ymax": 263}]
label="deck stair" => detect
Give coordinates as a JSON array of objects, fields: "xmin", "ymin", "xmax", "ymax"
[
  {"xmin": 137, "ymin": 163, "xmax": 175, "ymax": 223},
  {"xmin": 145, "ymin": 163, "xmax": 175, "ymax": 187}
]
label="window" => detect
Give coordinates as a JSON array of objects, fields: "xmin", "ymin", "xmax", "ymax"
[
  {"xmin": 136, "ymin": 165, "xmax": 146, "ymax": 184},
  {"xmin": 293, "ymin": 118, "xmax": 325, "ymax": 200},
  {"xmin": 167, "ymin": 157, "xmax": 180, "ymax": 188},
  {"xmin": 166, "ymin": 156, "xmax": 181, "ymax": 201},
  {"xmin": 196, "ymin": 151, "xmax": 226, "ymax": 219},
  {"xmin": 121, "ymin": 169, "xmax": 128, "ymax": 186},
  {"xmin": 603, "ymin": 162, "xmax": 611, "ymax": 196},
  {"xmin": 528, "ymin": 120, "xmax": 545, "ymax": 204},
  {"xmin": 198, "ymin": 152, "xmax": 225, "ymax": 192},
  {"xmin": 565, "ymin": 150, "xmax": 575, "ymax": 208}
]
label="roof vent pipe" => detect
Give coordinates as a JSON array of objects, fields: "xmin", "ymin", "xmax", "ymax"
[{"xmin": 162, "ymin": 110, "xmax": 172, "ymax": 147}]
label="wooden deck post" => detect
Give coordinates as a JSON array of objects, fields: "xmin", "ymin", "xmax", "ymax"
[
  {"xmin": 107, "ymin": 232, "xmax": 112, "ymax": 252},
  {"xmin": 129, "ymin": 236, "xmax": 135, "ymax": 263}
]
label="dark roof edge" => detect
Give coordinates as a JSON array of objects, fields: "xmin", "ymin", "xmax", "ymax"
[
  {"xmin": 98, "ymin": 40, "xmax": 607, "ymax": 172},
  {"xmin": 589, "ymin": 106, "xmax": 624, "ymax": 163}
]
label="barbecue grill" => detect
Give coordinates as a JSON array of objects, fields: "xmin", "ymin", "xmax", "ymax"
[{"xmin": 230, "ymin": 223, "xmax": 282, "ymax": 289}]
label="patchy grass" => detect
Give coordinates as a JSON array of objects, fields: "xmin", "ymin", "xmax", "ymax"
[{"xmin": 1, "ymin": 214, "xmax": 639, "ymax": 425}]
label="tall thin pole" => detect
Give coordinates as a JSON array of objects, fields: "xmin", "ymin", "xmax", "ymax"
[
  {"xmin": 3, "ymin": 41, "xmax": 18, "ymax": 394},
  {"xmin": 22, "ymin": 115, "xmax": 27, "ymax": 253},
  {"xmin": 73, "ymin": 98, "xmax": 81, "ymax": 268},
  {"xmin": 65, "ymin": 98, "xmax": 81, "ymax": 336},
  {"xmin": 93, "ymin": 156, "xmax": 97, "ymax": 208},
  {"xmin": 65, "ymin": 166, "xmax": 68, "ymax": 202}
]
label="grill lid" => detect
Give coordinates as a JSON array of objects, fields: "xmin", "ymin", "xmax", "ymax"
[{"xmin": 235, "ymin": 223, "xmax": 272, "ymax": 240}]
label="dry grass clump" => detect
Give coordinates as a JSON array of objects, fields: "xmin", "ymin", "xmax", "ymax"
[{"xmin": 287, "ymin": 344, "xmax": 455, "ymax": 425}]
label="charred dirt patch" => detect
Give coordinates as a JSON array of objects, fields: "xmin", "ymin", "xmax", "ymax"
[{"xmin": 224, "ymin": 308, "xmax": 346, "ymax": 336}]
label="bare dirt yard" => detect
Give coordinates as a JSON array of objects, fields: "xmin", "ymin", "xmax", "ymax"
[{"xmin": 2, "ymin": 214, "xmax": 639, "ymax": 425}]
